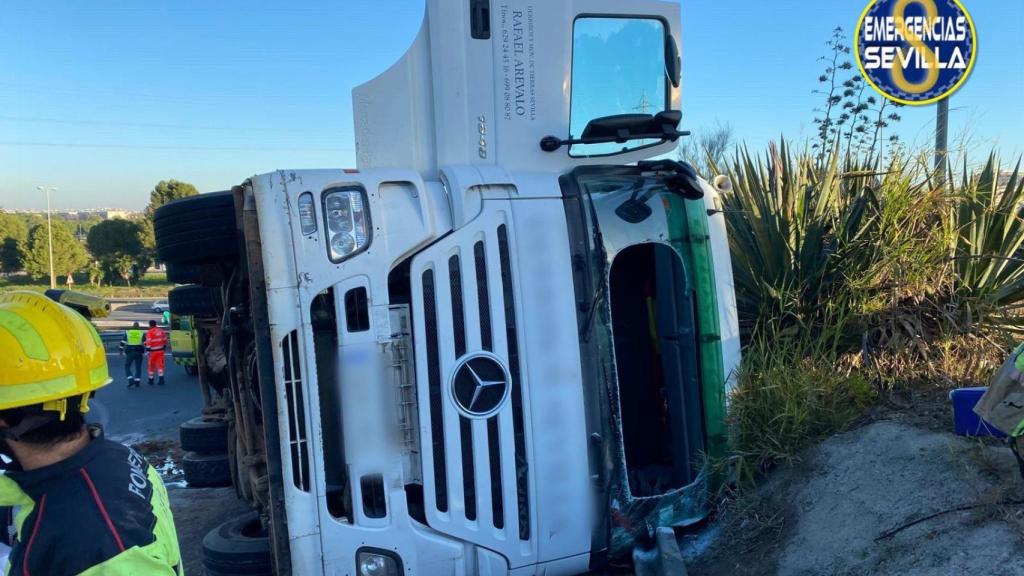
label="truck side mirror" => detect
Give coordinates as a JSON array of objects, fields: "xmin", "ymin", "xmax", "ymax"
[
  {"xmin": 580, "ymin": 110, "xmax": 684, "ymax": 143},
  {"xmin": 666, "ymin": 34, "xmax": 681, "ymax": 88}
]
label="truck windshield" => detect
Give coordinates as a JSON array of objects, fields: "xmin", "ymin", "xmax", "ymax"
[{"xmin": 569, "ymin": 17, "xmax": 669, "ymax": 157}]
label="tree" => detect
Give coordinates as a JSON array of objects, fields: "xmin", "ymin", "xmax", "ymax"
[
  {"xmin": 23, "ymin": 221, "xmax": 90, "ymax": 282},
  {"xmin": 679, "ymin": 122, "xmax": 735, "ymax": 176},
  {"xmin": 87, "ymin": 219, "xmax": 152, "ymax": 285},
  {"xmin": 112, "ymin": 254, "xmax": 136, "ymax": 287},
  {"xmin": 87, "ymin": 261, "xmax": 103, "ymax": 287},
  {"xmin": 87, "ymin": 219, "xmax": 146, "ymax": 259},
  {"xmin": 0, "ymin": 212, "xmax": 28, "ymax": 273},
  {"xmin": 143, "ymin": 179, "xmax": 199, "ymax": 256},
  {"xmin": 145, "ymin": 180, "xmax": 199, "ymax": 220}
]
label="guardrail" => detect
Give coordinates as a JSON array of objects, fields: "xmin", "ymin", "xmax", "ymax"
[{"xmin": 100, "ymin": 331, "xmax": 126, "ymax": 354}]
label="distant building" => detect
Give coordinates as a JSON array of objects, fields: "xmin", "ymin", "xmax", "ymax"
[
  {"xmin": 95, "ymin": 209, "xmax": 132, "ymax": 220},
  {"xmin": 10, "ymin": 208, "xmax": 140, "ymax": 220}
]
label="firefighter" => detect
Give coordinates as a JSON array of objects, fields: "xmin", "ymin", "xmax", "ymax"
[
  {"xmin": 144, "ymin": 319, "xmax": 167, "ymax": 386},
  {"xmin": 0, "ymin": 291, "xmax": 183, "ymax": 575},
  {"xmin": 120, "ymin": 321, "xmax": 146, "ymax": 388}
]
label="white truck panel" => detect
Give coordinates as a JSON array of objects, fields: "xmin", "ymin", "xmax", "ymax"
[{"xmin": 355, "ymin": 0, "xmax": 684, "ymax": 176}]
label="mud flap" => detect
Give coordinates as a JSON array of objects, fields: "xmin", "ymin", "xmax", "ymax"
[{"xmin": 632, "ymin": 527, "xmax": 687, "ymax": 576}]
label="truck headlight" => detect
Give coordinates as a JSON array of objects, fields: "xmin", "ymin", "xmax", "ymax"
[
  {"xmin": 323, "ymin": 187, "xmax": 371, "ymax": 262},
  {"xmin": 298, "ymin": 192, "xmax": 318, "ymax": 236},
  {"xmin": 356, "ymin": 549, "xmax": 401, "ymax": 576}
]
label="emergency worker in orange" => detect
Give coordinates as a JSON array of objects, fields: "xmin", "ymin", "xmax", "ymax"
[{"xmin": 144, "ymin": 320, "xmax": 167, "ymax": 386}]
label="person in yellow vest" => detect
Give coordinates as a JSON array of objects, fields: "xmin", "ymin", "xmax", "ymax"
[
  {"xmin": 0, "ymin": 291, "xmax": 183, "ymax": 575},
  {"xmin": 119, "ymin": 321, "xmax": 146, "ymax": 388}
]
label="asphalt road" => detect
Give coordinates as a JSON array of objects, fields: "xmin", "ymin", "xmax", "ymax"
[
  {"xmin": 87, "ymin": 314, "xmax": 246, "ymax": 574},
  {"xmin": 98, "ymin": 301, "xmax": 166, "ymax": 330},
  {"xmin": 89, "ymin": 300, "xmax": 200, "ymax": 441},
  {"xmin": 89, "ymin": 350, "xmax": 204, "ymax": 443}
]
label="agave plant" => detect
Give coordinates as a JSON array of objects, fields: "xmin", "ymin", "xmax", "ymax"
[
  {"xmin": 950, "ymin": 155, "xmax": 1024, "ymax": 316},
  {"xmin": 720, "ymin": 141, "xmax": 879, "ymax": 345}
]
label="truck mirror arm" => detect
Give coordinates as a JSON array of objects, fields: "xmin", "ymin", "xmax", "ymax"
[
  {"xmin": 539, "ymin": 110, "xmax": 690, "ymax": 152},
  {"xmin": 539, "ymin": 129, "xmax": 691, "ymax": 152}
]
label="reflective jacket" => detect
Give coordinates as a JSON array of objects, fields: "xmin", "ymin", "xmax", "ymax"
[
  {"xmin": 122, "ymin": 329, "xmax": 145, "ymax": 354},
  {"xmin": 145, "ymin": 328, "xmax": 167, "ymax": 353},
  {"xmin": 0, "ymin": 427, "xmax": 182, "ymax": 575}
]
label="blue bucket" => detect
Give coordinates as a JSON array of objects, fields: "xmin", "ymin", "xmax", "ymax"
[{"xmin": 949, "ymin": 387, "xmax": 1007, "ymax": 438}]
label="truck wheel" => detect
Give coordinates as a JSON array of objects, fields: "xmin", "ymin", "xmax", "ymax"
[
  {"xmin": 180, "ymin": 417, "xmax": 229, "ymax": 453},
  {"xmin": 169, "ymin": 285, "xmax": 222, "ymax": 318},
  {"xmin": 183, "ymin": 452, "xmax": 232, "ymax": 488},
  {"xmin": 201, "ymin": 512, "xmax": 273, "ymax": 576},
  {"xmin": 154, "ymin": 191, "xmax": 238, "ymax": 265},
  {"xmin": 165, "ymin": 262, "xmax": 202, "ymax": 285}
]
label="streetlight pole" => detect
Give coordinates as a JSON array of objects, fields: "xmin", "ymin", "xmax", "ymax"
[
  {"xmin": 935, "ymin": 97, "xmax": 949, "ymax": 187},
  {"xmin": 36, "ymin": 186, "xmax": 58, "ymax": 289}
]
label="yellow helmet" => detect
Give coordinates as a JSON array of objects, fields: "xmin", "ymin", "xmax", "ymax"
[{"xmin": 0, "ymin": 291, "xmax": 110, "ymax": 417}]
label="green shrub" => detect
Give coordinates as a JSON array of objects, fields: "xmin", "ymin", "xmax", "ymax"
[
  {"xmin": 729, "ymin": 334, "xmax": 875, "ymax": 474},
  {"xmin": 720, "ymin": 144, "xmax": 1024, "ymax": 472},
  {"xmin": 722, "ymin": 145, "xmax": 1024, "ymax": 347}
]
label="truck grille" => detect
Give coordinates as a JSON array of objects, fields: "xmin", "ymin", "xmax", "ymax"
[
  {"xmin": 414, "ymin": 219, "xmax": 531, "ymax": 550},
  {"xmin": 281, "ymin": 330, "xmax": 310, "ymax": 492}
]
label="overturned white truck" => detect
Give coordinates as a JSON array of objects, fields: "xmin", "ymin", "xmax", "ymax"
[{"xmin": 155, "ymin": 0, "xmax": 740, "ymax": 574}]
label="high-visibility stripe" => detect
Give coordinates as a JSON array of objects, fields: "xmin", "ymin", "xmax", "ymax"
[
  {"xmin": 0, "ymin": 310, "xmax": 49, "ymax": 361},
  {"xmin": 0, "ymin": 475, "xmax": 34, "ymax": 539},
  {"xmin": 90, "ymin": 365, "xmax": 110, "ymax": 386},
  {"xmin": 0, "ymin": 376, "xmax": 76, "ymax": 408}
]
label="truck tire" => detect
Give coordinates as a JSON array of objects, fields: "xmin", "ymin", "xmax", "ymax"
[
  {"xmin": 169, "ymin": 285, "xmax": 222, "ymax": 318},
  {"xmin": 165, "ymin": 262, "xmax": 202, "ymax": 285},
  {"xmin": 182, "ymin": 452, "xmax": 232, "ymax": 488},
  {"xmin": 201, "ymin": 512, "xmax": 273, "ymax": 576},
  {"xmin": 179, "ymin": 417, "xmax": 228, "ymax": 453},
  {"xmin": 154, "ymin": 191, "xmax": 238, "ymax": 265}
]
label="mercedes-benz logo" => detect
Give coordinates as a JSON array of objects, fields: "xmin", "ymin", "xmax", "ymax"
[{"xmin": 450, "ymin": 353, "xmax": 511, "ymax": 418}]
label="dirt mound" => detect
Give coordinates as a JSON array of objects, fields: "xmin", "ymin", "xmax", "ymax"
[{"xmin": 692, "ymin": 421, "xmax": 1024, "ymax": 575}]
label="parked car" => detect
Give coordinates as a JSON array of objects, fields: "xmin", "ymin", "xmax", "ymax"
[{"xmin": 43, "ymin": 289, "xmax": 111, "ymax": 319}]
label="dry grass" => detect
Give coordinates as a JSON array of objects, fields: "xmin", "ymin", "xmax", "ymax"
[
  {"xmin": 0, "ymin": 272, "xmax": 172, "ymax": 299},
  {"xmin": 729, "ymin": 338, "xmax": 876, "ymax": 476}
]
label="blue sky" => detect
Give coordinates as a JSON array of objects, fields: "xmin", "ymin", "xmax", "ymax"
[{"xmin": 0, "ymin": 0, "xmax": 1021, "ymax": 211}]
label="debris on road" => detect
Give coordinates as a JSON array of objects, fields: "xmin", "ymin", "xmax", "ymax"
[{"xmin": 134, "ymin": 438, "xmax": 186, "ymax": 487}]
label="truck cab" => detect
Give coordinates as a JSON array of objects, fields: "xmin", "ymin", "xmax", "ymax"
[{"xmin": 154, "ymin": 1, "xmax": 740, "ymax": 574}]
